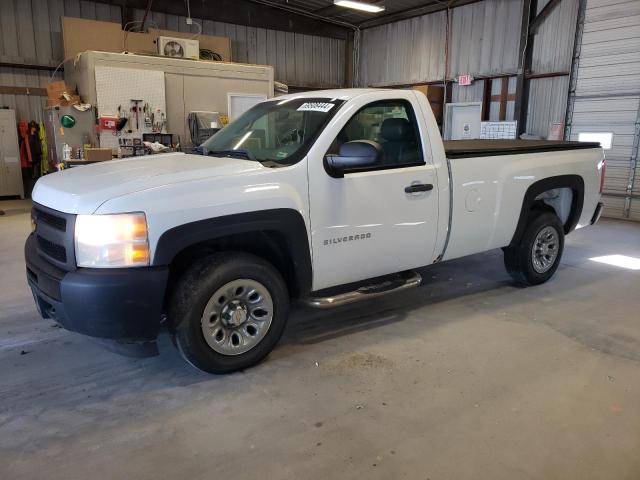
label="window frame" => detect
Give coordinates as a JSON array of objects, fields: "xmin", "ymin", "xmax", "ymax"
[{"xmin": 325, "ymin": 98, "xmax": 427, "ymax": 176}]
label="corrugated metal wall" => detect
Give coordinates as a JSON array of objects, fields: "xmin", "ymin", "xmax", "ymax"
[
  {"xmin": 0, "ymin": 0, "xmax": 120, "ymax": 121},
  {"xmin": 358, "ymin": 0, "xmax": 524, "ymax": 87},
  {"xmin": 357, "ymin": 10, "xmax": 447, "ymax": 87},
  {"xmin": 448, "ymin": 0, "xmax": 523, "ymax": 78},
  {"xmin": 526, "ymin": 75, "xmax": 571, "ymax": 136},
  {"xmin": 132, "ymin": 9, "xmax": 345, "ymax": 90},
  {"xmin": 566, "ymin": 0, "xmax": 640, "ymax": 220},
  {"xmin": 525, "ymin": 0, "xmax": 580, "ymax": 137},
  {"xmin": 357, "ymin": 0, "xmax": 579, "ymax": 138},
  {"xmin": 0, "ymin": 0, "xmax": 345, "ymax": 121},
  {"xmin": 532, "ymin": 0, "xmax": 580, "ymax": 73}
]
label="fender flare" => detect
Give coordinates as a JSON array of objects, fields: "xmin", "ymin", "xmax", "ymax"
[
  {"xmin": 509, "ymin": 174, "xmax": 584, "ymax": 246},
  {"xmin": 153, "ymin": 208, "xmax": 312, "ymax": 295}
]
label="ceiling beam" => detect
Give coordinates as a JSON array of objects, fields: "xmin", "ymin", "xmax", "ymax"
[
  {"xmin": 96, "ymin": 0, "xmax": 351, "ymax": 39},
  {"xmin": 529, "ymin": 0, "xmax": 562, "ymax": 35},
  {"xmin": 514, "ymin": 0, "xmax": 537, "ymax": 135},
  {"xmin": 312, "ymin": 4, "xmax": 344, "ymax": 17}
]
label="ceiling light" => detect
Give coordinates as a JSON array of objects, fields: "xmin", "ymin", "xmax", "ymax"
[{"xmin": 334, "ymin": 0, "xmax": 385, "ymax": 13}]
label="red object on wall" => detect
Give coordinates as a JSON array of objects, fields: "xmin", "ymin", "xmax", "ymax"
[
  {"xmin": 98, "ymin": 116, "xmax": 119, "ymax": 130},
  {"xmin": 458, "ymin": 74, "xmax": 472, "ymax": 86}
]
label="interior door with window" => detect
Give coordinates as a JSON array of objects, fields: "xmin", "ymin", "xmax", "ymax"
[{"xmin": 308, "ymin": 95, "xmax": 440, "ymax": 291}]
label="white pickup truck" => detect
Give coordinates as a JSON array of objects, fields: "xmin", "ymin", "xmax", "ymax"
[{"xmin": 26, "ymin": 88, "xmax": 604, "ymax": 373}]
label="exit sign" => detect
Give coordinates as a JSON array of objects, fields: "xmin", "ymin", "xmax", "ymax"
[{"xmin": 458, "ymin": 74, "xmax": 472, "ymax": 86}]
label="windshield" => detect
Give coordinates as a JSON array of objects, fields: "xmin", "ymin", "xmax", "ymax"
[{"xmin": 201, "ymin": 97, "xmax": 345, "ymax": 166}]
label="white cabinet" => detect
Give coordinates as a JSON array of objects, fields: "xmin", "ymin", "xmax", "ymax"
[{"xmin": 0, "ymin": 109, "xmax": 24, "ymax": 198}]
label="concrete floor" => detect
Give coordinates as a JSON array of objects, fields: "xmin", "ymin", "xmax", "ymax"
[{"xmin": 1, "ymin": 198, "xmax": 640, "ymax": 480}]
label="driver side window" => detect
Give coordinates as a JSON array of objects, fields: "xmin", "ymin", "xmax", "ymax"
[{"xmin": 328, "ymin": 100, "xmax": 424, "ymax": 168}]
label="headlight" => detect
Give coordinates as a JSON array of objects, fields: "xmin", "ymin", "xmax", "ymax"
[{"xmin": 75, "ymin": 213, "xmax": 150, "ymax": 268}]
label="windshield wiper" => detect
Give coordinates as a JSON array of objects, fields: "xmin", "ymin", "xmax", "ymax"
[{"xmin": 207, "ymin": 149, "xmax": 256, "ymax": 161}]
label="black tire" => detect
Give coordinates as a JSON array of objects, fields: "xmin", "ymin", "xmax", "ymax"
[
  {"xmin": 169, "ymin": 252, "xmax": 289, "ymax": 374},
  {"xmin": 503, "ymin": 210, "xmax": 565, "ymax": 286}
]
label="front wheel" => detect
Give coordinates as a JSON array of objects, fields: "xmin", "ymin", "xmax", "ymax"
[
  {"xmin": 503, "ymin": 211, "xmax": 565, "ymax": 286},
  {"xmin": 169, "ymin": 252, "xmax": 289, "ymax": 374}
]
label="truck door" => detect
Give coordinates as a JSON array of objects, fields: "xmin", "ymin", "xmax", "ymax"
[{"xmin": 307, "ymin": 94, "xmax": 440, "ymax": 291}]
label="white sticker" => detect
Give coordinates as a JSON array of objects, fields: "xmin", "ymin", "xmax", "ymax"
[{"xmin": 297, "ymin": 102, "xmax": 335, "ymax": 113}]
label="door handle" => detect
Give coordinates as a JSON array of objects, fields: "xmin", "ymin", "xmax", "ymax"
[{"xmin": 405, "ymin": 183, "xmax": 433, "ymax": 193}]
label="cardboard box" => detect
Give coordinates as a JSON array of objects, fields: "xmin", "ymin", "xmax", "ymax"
[
  {"xmin": 84, "ymin": 148, "xmax": 113, "ymax": 162},
  {"xmin": 62, "ymin": 17, "xmax": 233, "ymax": 62},
  {"xmin": 46, "ymin": 81, "xmax": 68, "ymax": 105},
  {"xmin": 62, "ymin": 17, "xmax": 123, "ymax": 59},
  {"xmin": 123, "ymin": 31, "xmax": 157, "ymax": 56}
]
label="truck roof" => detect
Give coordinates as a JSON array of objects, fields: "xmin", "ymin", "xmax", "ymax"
[{"xmin": 444, "ymin": 139, "xmax": 602, "ymax": 158}]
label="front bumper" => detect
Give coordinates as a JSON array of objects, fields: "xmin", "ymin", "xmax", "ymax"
[{"xmin": 25, "ymin": 234, "xmax": 169, "ymax": 349}]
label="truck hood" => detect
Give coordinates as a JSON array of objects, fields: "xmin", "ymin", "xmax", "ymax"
[{"xmin": 32, "ymin": 153, "xmax": 263, "ymax": 214}]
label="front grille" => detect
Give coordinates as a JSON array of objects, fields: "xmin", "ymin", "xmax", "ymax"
[
  {"xmin": 35, "ymin": 209, "xmax": 67, "ymax": 231},
  {"xmin": 37, "ymin": 235, "xmax": 67, "ymax": 263},
  {"xmin": 32, "ymin": 203, "xmax": 76, "ymax": 270}
]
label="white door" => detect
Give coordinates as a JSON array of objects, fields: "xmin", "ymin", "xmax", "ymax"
[{"xmin": 308, "ymin": 95, "xmax": 440, "ymax": 291}]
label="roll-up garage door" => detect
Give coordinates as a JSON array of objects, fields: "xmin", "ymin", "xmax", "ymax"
[{"xmin": 566, "ymin": 0, "xmax": 640, "ymax": 220}]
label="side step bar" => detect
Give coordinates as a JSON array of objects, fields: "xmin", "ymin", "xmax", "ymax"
[{"xmin": 300, "ymin": 271, "xmax": 422, "ymax": 309}]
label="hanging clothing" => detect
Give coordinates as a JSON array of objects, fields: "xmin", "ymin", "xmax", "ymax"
[
  {"xmin": 18, "ymin": 120, "xmax": 32, "ymax": 168},
  {"xmin": 28, "ymin": 121, "xmax": 42, "ymax": 178},
  {"xmin": 39, "ymin": 121, "xmax": 48, "ymax": 176}
]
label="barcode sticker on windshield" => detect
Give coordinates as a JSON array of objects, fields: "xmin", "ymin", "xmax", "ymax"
[{"xmin": 297, "ymin": 102, "xmax": 335, "ymax": 113}]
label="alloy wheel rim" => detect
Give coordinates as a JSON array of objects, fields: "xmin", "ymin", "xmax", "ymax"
[
  {"xmin": 201, "ymin": 279, "xmax": 273, "ymax": 355},
  {"xmin": 531, "ymin": 225, "xmax": 559, "ymax": 274}
]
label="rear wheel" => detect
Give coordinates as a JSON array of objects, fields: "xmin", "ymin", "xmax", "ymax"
[
  {"xmin": 169, "ymin": 252, "xmax": 289, "ymax": 374},
  {"xmin": 503, "ymin": 211, "xmax": 564, "ymax": 286}
]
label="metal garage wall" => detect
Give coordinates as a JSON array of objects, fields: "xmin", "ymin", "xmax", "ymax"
[
  {"xmin": 0, "ymin": 68, "xmax": 62, "ymax": 123},
  {"xmin": 0, "ymin": 0, "xmax": 120, "ymax": 121},
  {"xmin": 357, "ymin": 0, "xmax": 523, "ymax": 87},
  {"xmin": 566, "ymin": 0, "xmax": 640, "ymax": 220},
  {"xmin": 526, "ymin": 0, "xmax": 580, "ymax": 137},
  {"xmin": 357, "ymin": 0, "xmax": 579, "ymax": 138},
  {"xmin": 527, "ymin": 75, "xmax": 571, "ymax": 137},
  {"xmin": 357, "ymin": 10, "xmax": 447, "ymax": 86},
  {"xmin": 448, "ymin": 0, "xmax": 523, "ymax": 78},
  {"xmin": 0, "ymin": 0, "xmax": 346, "ymax": 121},
  {"xmin": 133, "ymin": 9, "xmax": 346, "ymax": 90}
]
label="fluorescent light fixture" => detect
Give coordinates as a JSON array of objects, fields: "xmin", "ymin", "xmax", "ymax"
[
  {"xmin": 590, "ymin": 255, "xmax": 640, "ymax": 270},
  {"xmin": 334, "ymin": 0, "xmax": 385, "ymax": 13},
  {"xmin": 578, "ymin": 132, "xmax": 613, "ymax": 150}
]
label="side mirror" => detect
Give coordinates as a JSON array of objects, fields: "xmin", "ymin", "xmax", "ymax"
[{"xmin": 324, "ymin": 140, "xmax": 382, "ymax": 178}]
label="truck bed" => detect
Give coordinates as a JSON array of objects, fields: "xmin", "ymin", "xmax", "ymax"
[{"xmin": 443, "ymin": 140, "xmax": 601, "ymax": 159}]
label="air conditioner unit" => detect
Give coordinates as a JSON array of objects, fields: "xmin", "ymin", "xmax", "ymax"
[{"xmin": 157, "ymin": 36, "xmax": 200, "ymax": 60}]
